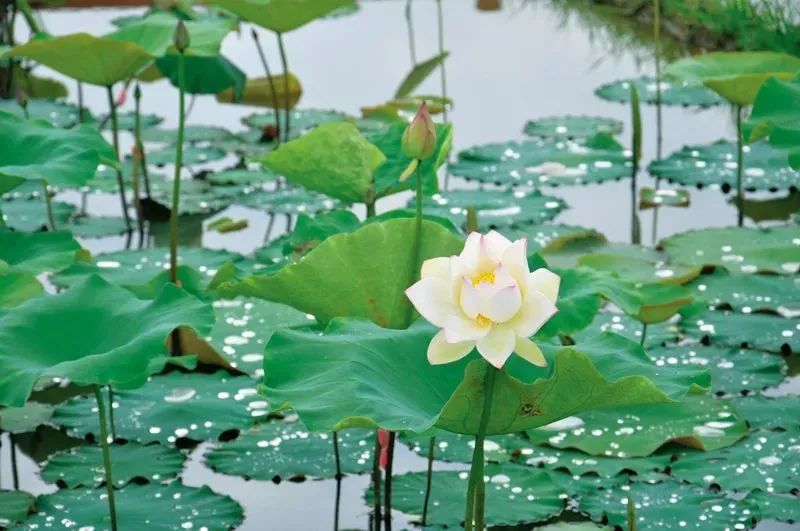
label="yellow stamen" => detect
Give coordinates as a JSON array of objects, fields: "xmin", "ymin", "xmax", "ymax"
[
  {"xmin": 471, "ymin": 270, "xmax": 496, "ymax": 286},
  {"xmin": 475, "ymin": 314, "xmax": 492, "ymax": 327}
]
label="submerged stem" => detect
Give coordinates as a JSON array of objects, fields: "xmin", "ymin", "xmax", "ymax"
[
  {"xmin": 276, "ymin": 33, "xmax": 291, "ymax": 143},
  {"xmin": 94, "ymin": 386, "xmax": 118, "ymax": 531},
  {"xmin": 735, "ymin": 104, "xmax": 744, "ymax": 228},
  {"xmin": 421, "ymin": 436, "xmax": 435, "ymax": 527},
  {"xmin": 106, "ymin": 85, "xmax": 132, "ymax": 233},
  {"xmin": 251, "ymin": 28, "xmax": 281, "ymax": 144},
  {"xmin": 465, "ymin": 365, "xmax": 498, "ymax": 531}
]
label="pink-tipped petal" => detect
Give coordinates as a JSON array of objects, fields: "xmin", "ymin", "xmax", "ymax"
[
  {"xmin": 476, "ymin": 325, "xmax": 516, "ymax": 368},
  {"xmin": 427, "ymin": 330, "xmax": 474, "ymax": 365},
  {"xmin": 405, "ymin": 277, "xmax": 455, "ymax": 328},
  {"xmin": 482, "ymin": 284, "xmax": 523, "ymax": 323},
  {"xmin": 444, "ymin": 314, "xmax": 491, "ymax": 343},
  {"xmin": 482, "ymin": 231, "xmax": 513, "ymax": 262},
  {"xmin": 530, "ymin": 268, "xmax": 560, "ymax": 303},
  {"xmin": 421, "ymin": 256, "xmax": 451, "ymax": 281},
  {"xmin": 501, "ymin": 238, "xmax": 529, "ymax": 289},
  {"xmin": 507, "ymin": 289, "xmax": 559, "ymax": 338},
  {"xmin": 514, "ymin": 336, "xmax": 548, "ymax": 367}
]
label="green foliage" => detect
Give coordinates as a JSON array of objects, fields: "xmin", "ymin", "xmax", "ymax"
[
  {"xmin": 395, "ymin": 52, "xmax": 450, "ymax": 98},
  {"xmin": 204, "ymin": 0, "xmax": 355, "ymax": 33}
]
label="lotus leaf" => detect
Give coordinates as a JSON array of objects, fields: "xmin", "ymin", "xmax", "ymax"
[
  {"xmin": 594, "ymin": 76, "xmax": 724, "ymax": 107},
  {"xmin": 524, "ymin": 116, "xmax": 623, "ymax": 140}
]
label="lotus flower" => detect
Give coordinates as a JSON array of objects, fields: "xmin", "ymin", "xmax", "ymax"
[{"xmin": 406, "ymin": 231, "xmax": 560, "ymax": 369}]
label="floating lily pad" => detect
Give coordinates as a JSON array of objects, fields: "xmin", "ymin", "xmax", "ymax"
[
  {"xmin": 647, "ymin": 344, "xmax": 786, "ymax": 396},
  {"xmin": 688, "ymin": 270, "xmax": 799, "ymax": 315},
  {"xmin": 639, "ymin": 187, "xmax": 691, "ymax": 209},
  {"xmin": 578, "ymin": 479, "xmax": 758, "ymax": 530},
  {"xmin": 242, "ymin": 108, "xmax": 349, "ymax": 138},
  {"xmin": 236, "ymin": 186, "xmax": 338, "ymax": 215},
  {"xmin": 0, "ymin": 490, "xmax": 34, "ymax": 527},
  {"xmin": 745, "ymin": 490, "xmax": 800, "ymax": 523},
  {"xmin": 0, "ymin": 98, "xmax": 82, "ymax": 128},
  {"xmin": 147, "ymin": 178, "xmax": 245, "ymax": 216},
  {"xmin": 448, "ymin": 138, "xmax": 632, "ymax": 187},
  {"xmin": 206, "ymin": 168, "xmax": 278, "ymax": 185},
  {"xmin": 205, "ymin": 421, "xmax": 373, "ymax": 481},
  {"xmin": 502, "ymin": 224, "xmax": 602, "ymax": 254},
  {"xmin": 661, "ymin": 226, "xmax": 800, "ymax": 275},
  {"xmin": 372, "ymin": 464, "xmax": 564, "ymax": 528},
  {"xmin": 207, "ymin": 298, "xmax": 313, "ymax": 376},
  {"xmin": 51, "ymin": 247, "xmax": 245, "ymax": 289},
  {"xmin": 729, "ymin": 395, "xmax": 800, "ymax": 431},
  {"xmin": 413, "ymin": 189, "xmax": 566, "ymax": 230},
  {"xmin": 52, "ymin": 371, "xmax": 262, "ymax": 445},
  {"xmin": 649, "ymin": 140, "xmax": 800, "ymax": 192},
  {"xmin": 0, "ymin": 401, "xmax": 54, "ymax": 433},
  {"xmin": 594, "ymin": 76, "xmax": 724, "ymax": 107},
  {"xmin": 41, "ymin": 442, "xmax": 185, "ymax": 488},
  {"xmin": 99, "ymin": 111, "xmax": 162, "ymax": 132},
  {"xmin": 0, "ymin": 276, "xmax": 213, "ymax": 408},
  {"xmin": 0, "ymin": 229, "xmax": 82, "ymax": 275},
  {"xmin": 1, "ymin": 199, "xmax": 74, "ymax": 232},
  {"xmin": 147, "ymin": 144, "xmax": 227, "ymax": 166},
  {"xmin": 577, "ymin": 249, "xmax": 702, "ymax": 285},
  {"xmin": 16, "ymin": 483, "xmax": 243, "ymax": 530},
  {"xmin": 671, "ymin": 427, "xmax": 800, "ymax": 494},
  {"xmin": 571, "ymin": 312, "xmax": 680, "ymax": 348},
  {"xmin": 142, "ymin": 125, "xmax": 237, "ymax": 145},
  {"xmin": 681, "ymin": 308, "xmax": 799, "ymax": 354},
  {"xmin": 527, "ymin": 395, "xmax": 746, "ymax": 457},
  {"xmin": 523, "ymin": 116, "xmax": 623, "ymax": 140},
  {"xmin": 66, "ymin": 216, "xmax": 131, "ymax": 239}
]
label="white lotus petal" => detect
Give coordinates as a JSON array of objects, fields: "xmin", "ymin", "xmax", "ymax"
[
  {"xmin": 514, "ymin": 337, "xmax": 547, "ymax": 367},
  {"xmin": 428, "ymin": 330, "xmax": 474, "ymax": 365},
  {"xmin": 476, "ymin": 325, "xmax": 516, "ymax": 368}
]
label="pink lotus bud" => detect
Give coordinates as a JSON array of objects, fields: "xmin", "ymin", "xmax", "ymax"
[
  {"xmin": 377, "ymin": 429, "xmax": 390, "ymax": 470},
  {"xmin": 115, "ymin": 86, "xmax": 127, "ymax": 107},
  {"xmin": 174, "ymin": 20, "xmax": 190, "ymax": 53},
  {"xmin": 401, "ymin": 102, "xmax": 437, "ymax": 161}
]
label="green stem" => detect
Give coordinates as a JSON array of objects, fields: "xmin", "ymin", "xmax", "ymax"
[
  {"xmin": 107, "ymin": 387, "xmax": 117, "ymax": 440},
  {"xmin": 383, "ymin": 432, "xmax": 396, "ymax": 531},
  {"xmin": 405, "ymin": 161, "xmax": 424, "ymax": 327},
  {"xmin": 94, "ymin": 386, "xmax": 118, "ymax": 531},
  {"xmin": 653, "ymin": 0, "xmax": 662, "ymax": 160},
  {"xmin": 405, "ymin": 0, "xmax": 416, "ymax": 65},
  {"xmin": 435, "ymin": 0, "xmax": 448, "ymax": 124},
  {"xmin": 169, "ymin": 52, "xmax": 186, "ymax": 285},
  {"xmin": 42, "ymin": 179, "xmax": 55, "ymax": 230},
  {"xmin": 15, "ymin": 0, "xmax": 40, "ymax": 35},
  {"xmin": 736, "ymin": 104, "xmax": 744, "ymax": 228},
  {"xmin": 421, "ymin": 436, "xmax": 435, "ymax": 527},
  {"xmin": 251, "ymin": 28, "xmax": 281, "ymax": 144},
  {"xmin": 77, "ymin": 81, "xmax": 85, "ymax": 123},
  {"xmin": 276, "ymin": 32, "xmax": 291, "ymax": 143},
  {"xmin": 133, "ymin": 83, "xmax": 152, "ymax": 197},
  {"xmin": 371, "ymin": 431, "xmax": 382, "ymax": 531},
  {"xmin": 640, "ymin": 322, "xmax": 648, "ymax": 347},
  {"xmin": 464, "ymin": 365, "xmax": 498, "ymax": 531},
  {"xmin": 10, "ymin": 433, "xmax": 19, "ymax": 490},
  {"xmin": 332, "ymin": 431, "xmax": 342, "ymax": 479},
  {"xmin": 21, "ymin": 103, "xmax": 28, "ymax": 120},
  {"xmin": 106, "ymin": 85, "xmax": 133, "ymax": 233}
]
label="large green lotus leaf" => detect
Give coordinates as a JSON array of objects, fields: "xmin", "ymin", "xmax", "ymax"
[
  {"xmin": 154, "ymin": 53, "xmax": 245, "ymax": 97},
  {"xmin": 15, "ymin": 483, "xmax": 243, "ymax": 530},
  {"xmin": 242, "ymin": 108, "xmax": 349, "ymax": 136},
  {"xmin": 745, "ymin": 76, "xmax": 800, "ymax": 169},
  {"xmin": 263, "ymin": 319, "xmax": 707, "ymax": 436},
  {"xmin": 579, "ymin": 479, "xmax": 758, "ymax": 530},
  {"xmin": 527, "ymin": 394, "xmax": 746, "ymax": 457},
  {"xmin": 448, "ymin": 138, "xmax": 632, "ymax": 187},
  {"xmin": 204, "ymin": 0, "xmax": 354, "ymax": 33},
  {"xmin": 594, "ymin": 76, "xmax": 724, "ymax": 107},
  {"xmin": 688, "ymin": 270, "xmax": 799, "ymax": 315},
  {"xmin": 207, "ymin": 168, "xmax": 278, "ymax": 185},
  {"xmin": 577, "ymin": 249, "xmax": 702, "ymax": 286},
  {"xmin": 362, "ymin": 122, "xmax": 452, "ymax": 199},
  {"xmin": 0, "ymin": 490, "xmax": 34, "ymax": 527},
  {"xmin": 207, "ymin": 297, "xmax": 313, "ymax": 375},
  {"xmin": 263, "ymin": 122, "xmax": 385, "ymax": 203},
  {"xmin": 6, "ymin": 33, "xmax": 154, "ymax": 86},
  {"xmin": 147, "ymin": 145, "xmax": 227, "ymax": 166},
  {"xmin": 0, "ymin": 276, "xmax": 214, "ymax": 407},
  {"xmin": 51, "ymin": 247, "xmax": 245, "ymax": 289},
  {"xmin": 745, "ymin": 490, "xmax": 800, "ymax": 524},
  {"xmin": 236, "ymin": 186, "xmax": 338, "ymax": 214},
  {"xmin": 0, "ymin": 229, "xmax": 82, "ymax": 275},
  {"xmin": 664, "ymin": 51, "xmax": 800, "ymax": 106},
  {"xmin": 0, "ymin": 98, "xmax": 82, "ymax": 128},
  {"xmin": 671, "ymin": 427, "xmax": 800, "ymax": 494},
  {"xmin": 648, "ymin": 344, "xmax": 786, "ymax": 396},
  {"xmin": 106, "ymin": 12, "xmax": 232, "ymax": 56},
  {"xmin": 572, "ymin": 312, "xmax": 680, "ymax": 349},
  {"xmin": 0, "ymin": 113, "xmax": 118, "ymax": 194},
  {"xmin": 142, "ymin": 124, "xmax": 237, "ymax": 145},
  {"xmin": 681, "ymin": 308, "xmax": 798, "ymax": 354},
  {"xmin": 52, "ymin": 371, "xmax": 262, "ymax": 445},
  {"xmin": 729, "ymin": 395, "xmax": 800, "ymax": 431},
  {"xmin": 40, "ymin": 442, "xmax": 185, "ymax": 488},
  {"xmin": 523, "ymin": 116, "xmax": 623, "ymax": 140},
  {"xmin": 0, "ymin": 270, "xmax": 44, "ymax": 308},
  {"xmin": 402, "ymin": 431, "xmax": 672, "ymax": 478},
  {"xmin": 0, "ymin": 401, "xmax": 54, "ymax": 433},
  {"xmin": 661, "ymin": 226, "xmax": 800, "ymax": 275},
  {"xmin": 218, "ymin": 218, "xmax": 463, "ymax": 328},
  {"xmin": 648, "ymin": 140, "xmax": 800, "ymax": 192},
  {"xmin": 370, "ymin": 464, "xmax": 564, "ymax": 528},
  {"xmin": 413, "ymin": 189, "xmax": 566, "ymax": 230},
  {"xmin": 205, "ymin": 421, "xmax": 373, "ymax": 480}
]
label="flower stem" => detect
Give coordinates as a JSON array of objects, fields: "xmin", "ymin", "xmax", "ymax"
[
  {"xmin": 383, "ymin": 431, "xmax": 396, "ymax": 531},
  {"xmin": 106, "ymin": 85, "xmax": 132, "ymax": 233},
  {"xmin": 405, "ymin": 161, "xmax": 424, "ymax": 327},
  {"xmin": 251, "ymin": 28, "xmax": 281, "ymax": 144},
  {"xmin": 276, "ymin": 32, "xmax": 291, "ymax": 143},
  {"xmin": 735, "ymin": 104, "xmax": 744, "ymax": 228},
  {"xmin": 169, "ymin": 51, "xmax": 186, "ymax": 285},
  {"xmin": 332, "ymin": 431, "xmax": 342, "ymax": 479},
  {"xmin": 94, "ymin": 386, "xmax": 119, "ymax": 531},
  {"xmin": 464, "ymin": 364, "xmax": 498, "ymax": 531},
  {"xmin": 421, "ymin": 436, "xmax": 435, "ymax": 527},
  {"xmin": 41, "ymin": 179, "xmax": 55, "ymax": 230}
]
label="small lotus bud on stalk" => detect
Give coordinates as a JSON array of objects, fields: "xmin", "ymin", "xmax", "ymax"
[
  {"xmin": 402, "ymin": 101, "xmax": 437, "ymax": 161},
  {"xmin": 173, "ymin": 20, "xmax": 190, "ymax": 54},
  {"xmin": 115, "ymin": 85, "xmax": 127, "ymax": 108}
]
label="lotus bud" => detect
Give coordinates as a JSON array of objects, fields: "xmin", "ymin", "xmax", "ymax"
[
  {"xmin": 15, "ymin": 86, "xmax": 28, "ymax": 111},
  {"xmin": 115, "ymin": 86, "xmax": 127, "ymax": 107},
  {"xmin": 134, "ymin": 83, "xmax": 142, "ymax": 101},
  {"xmin": 402, "ymin": 102, "xmax": 436, "ymax": 161},
  {"xmin": 174, "ymin": 20, "xmax": 190, "ymax": 53}
]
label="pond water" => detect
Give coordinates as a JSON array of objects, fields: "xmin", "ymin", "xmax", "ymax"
[{"xmin": 1, "ymin": 1, "xmax": 797, "ymax": 530}]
